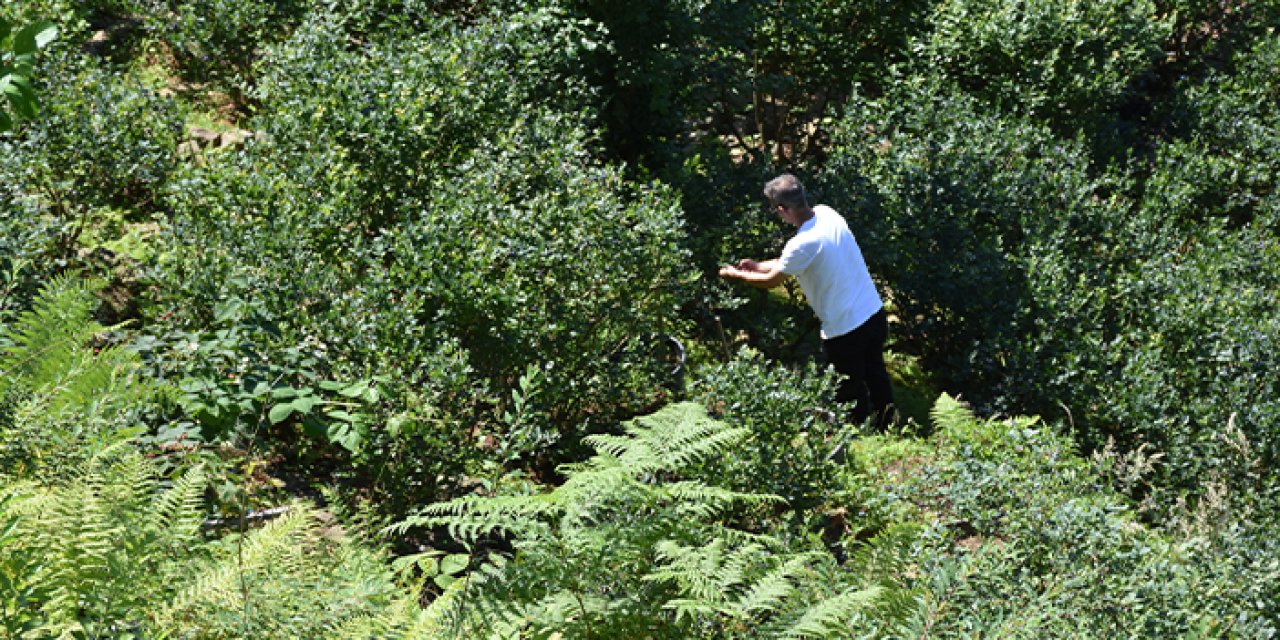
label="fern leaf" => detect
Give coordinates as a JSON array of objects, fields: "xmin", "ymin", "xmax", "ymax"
[
  {"xmin": 930, "ymin": 392, "xmax": 974, "ymax": 435},
  {"xmin": 150, "ymin": 464, "xmax": 209, "ymax": 551},
  {"xmin": 625, "ymin": 401, "xmax": 746, "ymax": 472},
  {"xmin": 334, "ymin": 577, "xmax": 467, "ymax": 639},
  {"xmin": 735, "ymin": 553, "xmax": 814, "ymax": 616},
  {"xmin": 0, "ymin": 276, "xmax": 103, "ymax": 395},
  {"xmin": 581, "ymin": 401, "xmax": 745, "ymax": 475},
  {"xmin": 646, "ymin": 538, "xmax": 736, "ymax": 603},
  {"xmin": 844, "ymin": 522, "xmax": 923, "ymax": 579},
  {"xmin": 780, "ymin": 586, "xmax": 885, "ymax": 639},
  {"xmin": 392, "ymin": 492, "xmax": 560, "ymax": 543},
  {"xmin": 153, "ymin": 505, "xmax": 317, "ymax": 629}
]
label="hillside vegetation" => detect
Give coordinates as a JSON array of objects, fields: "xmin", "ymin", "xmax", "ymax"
[{"xmin": 2, "ymin": 0, "xmax": 1278, "ymax": 637}]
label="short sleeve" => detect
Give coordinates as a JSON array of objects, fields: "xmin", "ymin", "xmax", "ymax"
[{"xmin": 777, "ymin": 234, "xmax": 818, "ymax": 275}]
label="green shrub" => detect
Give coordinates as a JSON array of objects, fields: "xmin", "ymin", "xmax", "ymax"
[
  {"xmin": 151, "ymin": 148, "xmax": 484, "ymax": 509},
  {"xmin": 250, "ymin": 9, "xmax": 602, "ymax": 230},
  {"xmin": 918, "ymin": 0, "xmax": 1170, "ymax": 132},
  {"xmin": 902, "ymin": 395, "xmax": 1280, "ymax": 638},
  {"xmin": 690, "ymin": 348, "xmax": 844, "ymax": 513},
  {"xmin": 40, "ymin": 57, "xmax": 180, "ymax": 209},
  {"xmin": 1015, "ymin": 33, "xmax": 1280, "ymax": 486},
  {"xmin": 6, "ymin": 54, "xmax": 181, "ymax": 256},
  {"xmin": 823, "ymin": 77, "xmax": 1115, "ymax": 411},
  {"xmin": 1164, "ymin": 32, "xmax": 1280, "ymax": 230},
  {"xmin": 576, "ymin": 0, "xmax": 929, "ymax": 168},
  {"xmin": 0, "ymin": 192, "xmax": 59, "ymax": 318},
  {"xmin": 151, "ymin": 10, "xmax": 696, "ymax": 510},
  {"xmin": 385, "ymin": 120, "xmax": 693, "ymax": 427},
  {"xmin": 823, "ymin": 60, "xmax": 1280, "ymax": 493},
  {"xmin": 119, "ymin": 0, "xmax": 307, "ymax": 91},
  {"xmin": 157, "ymin": 114, "xmax": 693, "ymax": 423},
  {"xmin": 1073, "ymin": 218, "xmax": 1280, "ymax": 487}
]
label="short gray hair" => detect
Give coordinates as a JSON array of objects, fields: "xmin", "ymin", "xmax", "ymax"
[{"xmin": 764, "ymin": 174, "xmax": 808, "ymax": 211}]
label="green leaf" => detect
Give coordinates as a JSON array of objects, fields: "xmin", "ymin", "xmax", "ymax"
[
  {"xmin": 14, "ymin": 22, "xmax": 56, "ymax": 55},
  {"xmin": 440, "ymin": 553, "xmax": 469, "ymax": 575},
  {"xmin": 324, "ymin": 409, "xmax": 355, "ymax": 421},
  {"xmin": 33, "ymin": 23, "xmax": 57, "ymax": 49},
  {"xmin": 338, "ymin": 381, "xmax": 368, "ymax": 399},
  {"xmin": 268, "ymin": 403, "xmax": 295, "ymax": 424},
  {"xmin": 302, "ymin": 416, "xmax": 327, "ymax": 440},
  {"xmin": 433, "ymin": 574, "xmax": 457, "ymax": 590},
  {"xmin": 291, "ymin": 395, "xmax": 318, "ymax": 415},
  {"xmin": 391, "ymin": 553, "xmax": 439, "ymax": 576},
  {"xmin": 386, "ymin": 414, "xmax": 406, "ymax": 437},
  {"xmin": 327, "ymin": 422, "xmax": 363, "ymax": 453},
  {"xmin": 212, "ymin": 298, "xmax": 244, "ymax": 322},
  {"xmin": 1, "ymin": 75, "xmax": 37, "ymax": 119},
  {"xmin": 270, "ymin": 386, "xmax": 300, "ymax": 399},
  {"xmin": 5, "ymin": 53, "xmax": 36, "ymax": 79},
  {"xmin": 179, "ymin": 378, "xmax": 214, "ymax": 394},
  {"xmin": 1, "ymin": 517, "xmax": 20, "ymax": 542}
]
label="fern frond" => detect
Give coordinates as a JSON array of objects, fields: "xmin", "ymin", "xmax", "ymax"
[
  {"xmin": 665, "ymin": 481, "xmax": 782, "ymax": 511},
  {"xmin": 391, "ymin": 492, "xmax": 560, "ymax": 544},
  {"xmin": 930, "ymin": 392, "xmax": 974, "ymax": 437},
  {"xmin": 1, "ymin": 277, "xmax": 158, "ymax": 480},
  {"xmin": 35, "ymin": 459, "xmax": 130, "ymax": 626},
  {"xmin": 101, "ymin": 451, "xmax": 158, "ymax": 516},
  {"xmin": 419, "ymin": 576, "xmax": 468, "ymax": 633},
  {"xmin": 334, "ymin": 577, "xmax": 467, "ymax": 639},
  {"xmin": 780, "ymin": 585, "xmax": 885, "ymax": 639},
  {"xmin": 39, "ymin": 344, "xmax": 153, "ymax": 423},
  {"xmin": 647, "ymin": 538, "xmax": 819, "ymax": 628},
  {"xmin": 387, "ymin": 402, "xmax": 789, "ymax": 639},
  {"xmin": 844, "ymin": 522, "xmax": 924, "ymax": 579},
  {"xmin": 82, "ymin": 433, "xmax": 144, "ymax": 470},
  {"xmin": 556, "ymin": 464, "xmax": 637, "ymax": 499},
  {"xmin": 151, "ymin": 464, "xmax": 209, "ymax": 550},
  {"xmin": 581, "ymin": 401, "xmax": 747, "ymax": 475},
  {"xmin": 583, "ymin": 432, "xmax": 643, "ymax": 461},
  {"xmin": 646, "ymin": 538, "xmax": 740, "ymax": 603},
  {"xmin": 152, "ymin": 505, "xmax": 318, "ymax": 629},
  {"xmin": 418, "ymin": 492, "xmax": 561, "ymax": 520},
  {"xmin": 0, "ymin": 275, "xmax": 103, "ymax": 395},
  {"xmin": 735, "ymin": 553, "xmax": 817, "ymax": 616},
  {"xmin": 4, "ymin": 480, "xmax": 53, "ymax": 519}
]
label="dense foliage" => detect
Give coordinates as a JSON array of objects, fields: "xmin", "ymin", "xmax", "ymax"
[
  {"xmin": 816, "ymin": 26, "xmax": 1280, "ymax": 496},
  {"xmin": 3, "ymin": 0, "xmax": 1279, "ymax": 636},
  {"xmin": 393, "ymin": 402, "xmax": 915, "ymax": 638}
]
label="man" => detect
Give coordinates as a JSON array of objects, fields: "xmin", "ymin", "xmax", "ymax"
[{"xmin": 718, "ymin": 173, "xmax": 894, "ymax": 427}]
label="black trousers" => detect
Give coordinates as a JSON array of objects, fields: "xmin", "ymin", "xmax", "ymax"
[{"xmin": 821, "ymin": 309, "xmax": 894, "ymax": 427}]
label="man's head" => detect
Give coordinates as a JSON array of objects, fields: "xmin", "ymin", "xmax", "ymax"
[{"xmin": 764, "ymin": 173, "xmax": 812, "ymax": 226}]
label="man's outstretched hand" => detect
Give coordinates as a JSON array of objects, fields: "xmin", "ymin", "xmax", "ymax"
[{"xmin": 720, "ymin": 259, "xmax": 765, "ymax": 280}]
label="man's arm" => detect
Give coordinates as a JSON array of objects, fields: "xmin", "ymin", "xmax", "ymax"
[
  {"xmin": 737, "ymin": 258, "xmax": 779, "ymax": 273},
  {"xmin": 719, "ymin": 258, "xmax": 788, "ymax": 289}
]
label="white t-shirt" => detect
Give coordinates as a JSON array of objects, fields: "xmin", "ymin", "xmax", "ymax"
[{"xmin": 776, "ymin": 205, "xmax": 883, "ymax": 339}]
